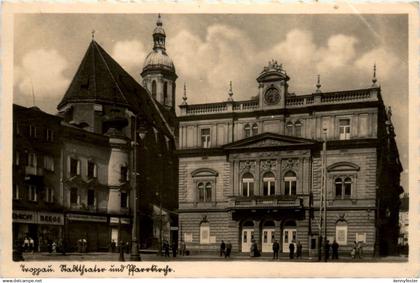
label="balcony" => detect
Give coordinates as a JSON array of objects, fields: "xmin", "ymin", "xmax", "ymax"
[
  {"xmin": 228, "ymin": 195, "xmax": 304, "ymax": 209},
  {"xmin": 25, "ymin": 166, "xmax": 44, "ymax": 176}
]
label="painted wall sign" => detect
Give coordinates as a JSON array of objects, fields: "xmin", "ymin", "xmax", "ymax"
[
  {"xmin": 12, "ymin": 210, "xmax": 64, "ymax": 225},
  {"xmin": 67, "ymin": 213, "xmax": 107, "ymax": 222},
  {"xmin": 12, "ymin": 210, "xmax": 36, "ymax": 224}
]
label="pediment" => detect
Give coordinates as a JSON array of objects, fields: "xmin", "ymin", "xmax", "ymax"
[{"xmin": 224, "ymin": 133, "xmax": 317, "ymax": 150}]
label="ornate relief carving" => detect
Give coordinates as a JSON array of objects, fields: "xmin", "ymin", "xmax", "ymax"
[
  {"xmin": 282, "ymin": 158, "xmax": 300, "ymax": 170},
  {"xmin": 239, "ymin": 160, "xmax": 256, "ymax": 173},
  {"xmin": 260, "ymin": 159, "xmax": 277, "ymax": 172}
]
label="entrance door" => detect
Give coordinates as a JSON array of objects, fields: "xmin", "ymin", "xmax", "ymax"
[
  {"xmin": 241, "ymin": 229, "xmax": 254, "ymax": 252},
  {"xmin": 262, "ymin": 228, "xmax": 275, "ymax": 252},
  {"xmin": 282, "ymin": 228, "xmax": 297, "ymax": 252},
  {"xmin": 111, "ymin": 228, "xmax": 119, "ymax": 245}
]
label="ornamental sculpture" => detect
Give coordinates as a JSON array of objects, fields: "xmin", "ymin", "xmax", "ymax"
[
  {"xmin": 282, "ymin": 158, "xmax": 300, "ymax": 170},
  {"xmin": 239, "ymin": 160, "xmax": 256, "ymax": 173},
  {"xmin": 261, "ymin": 159, "xmax": 277, "ymax": 172}
]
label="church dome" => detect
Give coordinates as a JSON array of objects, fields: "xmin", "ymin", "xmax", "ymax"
[{"xmin": 143, "ymin": 49, "xmax": 175, "ymax": 73}]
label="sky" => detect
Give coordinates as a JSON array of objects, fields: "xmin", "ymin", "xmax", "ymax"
[{"xmin": 13, "ymin": 13, "xmax": 409, "ymax": 190}]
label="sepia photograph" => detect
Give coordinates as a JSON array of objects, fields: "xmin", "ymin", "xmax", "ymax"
[{"xmin": 1, "ymin": 3, "xmax": 418, "ymax": 278}]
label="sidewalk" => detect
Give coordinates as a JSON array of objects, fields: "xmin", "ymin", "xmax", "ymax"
[{"xmin": 20, "ymin": 252, "xmax": 408, "ymax": 262}]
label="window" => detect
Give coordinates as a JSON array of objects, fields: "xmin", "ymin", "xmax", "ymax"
[
  {"xmin": 44, "ymin": 156, "xmax": 54, "ymax": 171},
  {"xmin": 45, "ymin": 187, "xmax": 54, "ymax": 203},
  {"xmin": 152, "ymin": 80, "xmax": 157, "ymax": 99},
  {"xmin": 335, "ymin": 221, "xmax": 348, "ymax": 245},
  {"xmin": 87, "ymin": 189, "xmax": 95, "ymax": 206},
  {"xmin": 252, "ymin": 123, "xmax": 258, "ymax": 136},
  {"xmin": 70, "ymin": 187, "xmax": 78, "ymax": 204},
  {"xmin": 70, "ymin": 158, "xmax": 80, "ymax": 177},
  {"xmin": 286, "ymin": 122, "xmax": 293, "ymax": 136},
  {"xmin": 163, "ymin": 82, "xmax": 168, "ymax": 105},
  {"xmin": 120, "ymin": 166, "xmax": 128, "ymax": 182},
  {"xmin": 15, "ymin": 151, "xmax": 20, "ymax": 166},
  {"xmin": 294, "ymin": 120, "xmax": 302, "ymax": 137},
  {"xmin": 244, "ymin": 124, "xmax": 251, "ymax": 138},
  {"xmin": 284, "ymin": 171, "xmax": 297, "ymax": 195},
  {"xmin": 197, "ymin": 182, "xmax": 212, "ymax": 202},
  {"xmin": 242, "ymin": 173, "xmax": 254, "ymax": 197},
  {"xmin": 201, "ymin": 128, "xmax": 211, "ymax": 148},
  {"xmin": 46, "ymin": 129, "xmax": 54, "ymax": 142},
  {"xmin": 29, "ymin": 125, "xmax": 37, "ymax": 138},
  {"xmin": 339, "ymin": 119, "xmax": 351, "ymax": 140},
  {"xmin": 13, "ymin": 184, "xmax": 19, "ymax": 200},
  {"xmin": 121, "ymin": 191, "xmax": 129, "ymax": 208},
  {"xmin": 263, "ymin": 172, "xmax": 276, "ymax": 196},
  {"xmin": 28, "ymin": 185, "xmax": 37, "ymax": 201},
  {"xmin": 28, "ymin": 153, "xmax": 37, "ymax": 167},
  {"xmin": 87, "ymin": 161, "xmax": 96, "ymax": 179},
  {"xmin": 335, "ymin": 177, "xmax": 352, "ymax": 199},
  {"xmin": 200, "ymin": 222, "xmax": 210, "ymax": 244}
]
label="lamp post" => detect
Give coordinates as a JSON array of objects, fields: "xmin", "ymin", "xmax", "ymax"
[
  {"xmin": 130, "ymin": 117, "xmax": 147, "ymax": 261},
  {"xmin": 318, "ymin": 128, "xmax": 328, "ymax": 261}
]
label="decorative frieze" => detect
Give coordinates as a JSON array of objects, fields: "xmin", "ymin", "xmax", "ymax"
[
  {"xmin": 260, "ymin": 159, "xmax": 277, "ymax": 172},
  {"xmin": 282, "ymin": 158, "xmax": 300, "ymax": 170},
  {"xmin": 239, "ymin": 160, "xmax": 256, "ymax": 173}
]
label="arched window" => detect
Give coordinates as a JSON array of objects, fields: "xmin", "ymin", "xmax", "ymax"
[
  {"xmin": 197, "ymin": 182, "xmax": 212, "ymax": 202},
  {"xmin": 286, "ymin": 121, "xmax": 293, "ymax": 136},
  {"xmin": 242, "ymin": 172, "xmax": 254, "ymax": 197},
  {"xmin": 294, "ymin": 120, "xmax": 302, "ymax": 137},
  {"xmin": 244, "ymin": 124, "xmax": 251, "ymax": 138},
  {"xmin": 263, "ymin": 172, "xmax": 275, "ymax": 196},
  {"xmin": 198, "ymin": 182, "xmax": 205, "ymax": 202},
  {"xmin": 200, "ymin": 221, "xmax": 210, "ymax": 244},
  {"xmin": 252, "ymin": 123, "xmax": 258, "ymax": 136},
  {"xmin": 163, "ymin": 82, "xmax": 168, "ymax": 105},
  {"xmin": 284, "ymin": 171, "xmax": 297, "ymax": 195},
  {"xmin": 335, "ymin": 177, "xmax": 352, "ymax": 199},
  {"xmin": 152, "ymin": 80, "xmax": 157, "ymax": 99},
  {"xmin": 335, "ymin": 220, "xmax": 348, "ymax": 245}
]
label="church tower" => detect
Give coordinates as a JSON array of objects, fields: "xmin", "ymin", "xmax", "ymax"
[{"xmin": 141, "ymin": 14, "xmax": 178, "ymax": 111}]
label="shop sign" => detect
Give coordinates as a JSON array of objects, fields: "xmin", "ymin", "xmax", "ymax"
[
  {"xmin": 110, "ymin": 217, "xmax": 119, "ymax": 224},
  {"xmin": 110, "ymin": 217, "xmax": 130, "ymax": 224},
  {"xmin": 121, "ymin": 218, "xmax": 130, "ymax": 224},
  {"xmin": 67, "ymin": 213, "xmax": 107, "ymax": 222},
  {"xmin": 170, "ymin": 226, "xmax": 179, "ymax": 231},
  {"xmin": 38, "ymin": 212, "xmax": 64, "ymax": 226},
  {"xmin": 12, "ymin": 210, "xmax": 36, "ymax": 224}
]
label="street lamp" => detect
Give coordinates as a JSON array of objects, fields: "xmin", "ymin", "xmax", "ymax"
[{"xmin": 130, "ymin": 118, "xmax": 147, "ymax": 261}]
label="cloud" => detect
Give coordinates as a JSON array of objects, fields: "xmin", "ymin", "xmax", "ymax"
[
  {"xmin": 317, "ymin": 34, "xmax": 358, "ymax": 72},
  {"xmin": 354, "ymin": 47, "xmax": 400, "ymax": 79},
  {"xmin": 111, "ymin": 40, "xmax": 147, "ymax": 78},
  {"xmin": 14, "ymin": 49, "xmax": 70, "ymax": 100}
]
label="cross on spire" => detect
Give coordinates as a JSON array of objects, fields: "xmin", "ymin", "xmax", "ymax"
[{"xmin": 372, "ymin": 63, "xmax": 378, "ymax": 87}]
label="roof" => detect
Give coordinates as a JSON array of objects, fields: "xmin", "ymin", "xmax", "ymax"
[{"xmin": 57, "ymin": 40, "xmax": 174, "ymax": 139}]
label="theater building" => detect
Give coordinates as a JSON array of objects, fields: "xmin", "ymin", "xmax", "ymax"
[{"xmin": 177, "ymin": 60, "xmax": 403, "ymax": 256}]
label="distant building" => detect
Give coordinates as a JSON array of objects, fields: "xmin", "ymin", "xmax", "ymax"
[
  {"xmin": 12, "ymin": 15, "xmax": 178, "ymax": 253},
  {"xmin": 177, "ymin": 61, "xmax": 403, "ymax": 256}
]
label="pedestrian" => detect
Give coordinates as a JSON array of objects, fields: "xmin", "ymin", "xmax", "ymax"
[
  {"xmin": 119, "ymin": 241, "xmax": 125, "ymax": 261},
  {"xmin": 352, "ymin": 241, "xmax": 358, "ymax": 259},
  {"xmin": 225, "ymin": 241, "xmax": 232, "ymax": 258},
  {"xmin": 332, "ymin": 240, "xmax": 339, "ymax": 259},
  {"xmin": 52, "ymin": 241, "xmax": 57, "ymax": 253},
  {"xmin": 164, "ymin": 240, "xmax": 170, "ymax": 257},
  {"xmin": 29, "ymin": 237, "xmax": 34, "ymax": 254},
  {"xmin": 180, "ymin": 240, "xmax": 186, "ymax": 256},
  {"xmin": 220, "ymin": 240, "xmax": 226, "ymax": 257},
  {"xmin": 47, "ymin": 239, "xmax": 53, "ymax": 253},
  {"xmin": 250, "ymin": 240, "xmax": 255, "ymax": 257},
  {"xmin": 23, "ymin": 236, "xmax": 29, "ymax": 252},
  {"xmin": 357, "ymin": 241, "xmax": 363, "ymax": 259},
  {"xmin": 172, "ymin": 241, "xmax": 177, "ymax": 257},
  {"xmin": 111, "ymin": 239, "xmax": 116, "ymax": 253},
  {"xmin": 289, "ymin": 241, "xmax": 295, "ymax": 259},
  {"xmin": 324, "ymin": 240, "xmax": 330, "ymax": 261},
  {"xmin": 82, "ymin": 238, "xmax": 87, "ymax": 253},
  {"xmin": 296, "ymin": 241, "xmax": 302, "ymax": 259},
  {"xmin": 272, "ymin": 239, "xmax": 279, "ymax": 259}
]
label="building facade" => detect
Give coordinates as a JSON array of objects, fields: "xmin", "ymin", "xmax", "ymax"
[
  {"xmin": 13, "ymin": 16, "xmax": 179, "ymax": 253},
  {"xmin": 177, "ymin": 60, "xmax": 403, "ymax": 256}
]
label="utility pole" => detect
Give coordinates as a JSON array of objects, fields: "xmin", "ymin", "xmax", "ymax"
[{"xmin": 318, "ymin": 128, "xmax": 328, "ymax": 261}]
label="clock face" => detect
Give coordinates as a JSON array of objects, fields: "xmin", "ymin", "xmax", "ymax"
[{"xmin": 264, "ymin": 88, "xmax": 280, "ymax": 105}]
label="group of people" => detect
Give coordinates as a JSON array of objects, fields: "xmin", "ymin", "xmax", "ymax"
[
  {"xmin": 286, "ymin": 240, "xmax": 303, "ymax": 259},
  {"xmin": 323, "ymin": 240, "xmax": 340, "ymax": 261},
  {"xmin": 219, "ymin": 240, "xmax": 233, "ymax": 258},
  {"xmin": 351, "ymin": 241, "xmax": 364, "ymax": 259},
  {"xmin": 22, "ymin": 236, "xmax": 35, "ymax": 253}
]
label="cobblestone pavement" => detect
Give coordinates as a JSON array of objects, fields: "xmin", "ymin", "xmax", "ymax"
[{"xmin": 19, "ymin": 252, "xmax": 408, "ymax": 262}]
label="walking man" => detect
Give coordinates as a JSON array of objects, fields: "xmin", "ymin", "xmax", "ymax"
[
  {"xmin": 296, "ymin": 241, "xmax": 303, "ymax": 259},
  {"xmin": 289, "ymin": 241, "xmax": 295, "ymax": 259},
  {"xmin": 332, "ymin": 240, "xmax": 339, "ymax": 260},
  {"xmin": 220, "ymin": 240, "xmax": 226, "ymax": 257},
  {"xmin": 324, "ymin": 240, "xmax": 330, "ymax": 262},
  {"xmin": 225, "ymin": 241, "xmax": 232, "ymax": 259},
  {"xmin": 272, "ymin": 240, "xmax": 279, "ymax": 260}
]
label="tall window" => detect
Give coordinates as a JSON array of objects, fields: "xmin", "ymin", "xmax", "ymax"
[
  {"xmin": 335, "ymin": 177, "xmax": 352, "ymax": 199},
  {"xmin": 242, "ymin": 173, "xmax": 254, "ymax": 197},
  {"xmin": 284, "ymin": 171, "xmax": 297, "ymax": 195},
  {"xmin": 44, "ymin": 156, "xmax": 54, "ymax": 171},
  {"xmin": 263, "ymin": 172, "xmax": 275, "ymax": 196},
  {"xmin": 286, "ymin": 121, "xmax": 293, "ymax": 136},
  {"xmin": 46, "ymin": 129, "xmax": 54, "ymax": 142},
  {"xmin": 244, "ymin": 124, "xmax": 251, "ymax": 138},
  {"xmin": 45, "ymin": 187, "xmax": 54, "ymax": 203},
  {"xmin": 252, "ymin": 123, "xmax": 258, "ymax": 136},
  {"xmin": 152, "ymin": 80, "xmax": 157, "ymax": 99},
  {"xmin": 197, "ymin": 182, "xmax": 212, "ymax": 202},
  {"xmin": 13, "ymin": 184, "xmax": 19, "ymax": 200},
  {"xmin": 339, "ymin": 119, "xmax": 351, "ymax": 140},
  {"xmin": 200, "ymin": 222, "xmax": 210, "ymax": 244},
  {"xmin": 163, "ymin": 82, "xmax": 168, "ymax": 105},
  {"xmin": 28, "ymin": 185, "xmax": 37, "ymax": 202},
  {"xmin": 201, "ymin": 128, "xmax": 211, "ymax": 148},
  {"xmin": 87, "ymin": 161, "xmax": 96, "ymax": 179},
  {"xmin": 15, "ymin": 151, "xmax": 20, "ymax": 166},
  {"xmin": 70, "ymin": 158, "xmax": 80, "ymax": 177},
  {"xmin": 335, "ymin": 221, "xmax": 348, "ymax": 245},
  {"xmin": 29, "ymin": 125, "xmax": 37, "ymax": 138},
  {"xmin": 87, "ymin": 189, "xmax": 95, "ymax": 206},
  {"xmin": 294, "ymin": 120, "xmax": 302, "ymax": 137},
  {"xmin": 120, "ymin": 166, "xmax": 128, "ymax": 182},
  {"xmin": 70, "ymin": 187, "xmax": 78, "ymax": 204},
  {"xmin": 121, "ymin": 191, "xmax": 128, "ymax": 208},
  {"xmin": 28, "ymin": 153, "xmax": 37, "ymax": 167}
]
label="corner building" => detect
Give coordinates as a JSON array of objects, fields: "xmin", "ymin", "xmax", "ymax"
[{"xmin": 177, "ymin": 60, "xmax": 402, "ymax": 256}]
